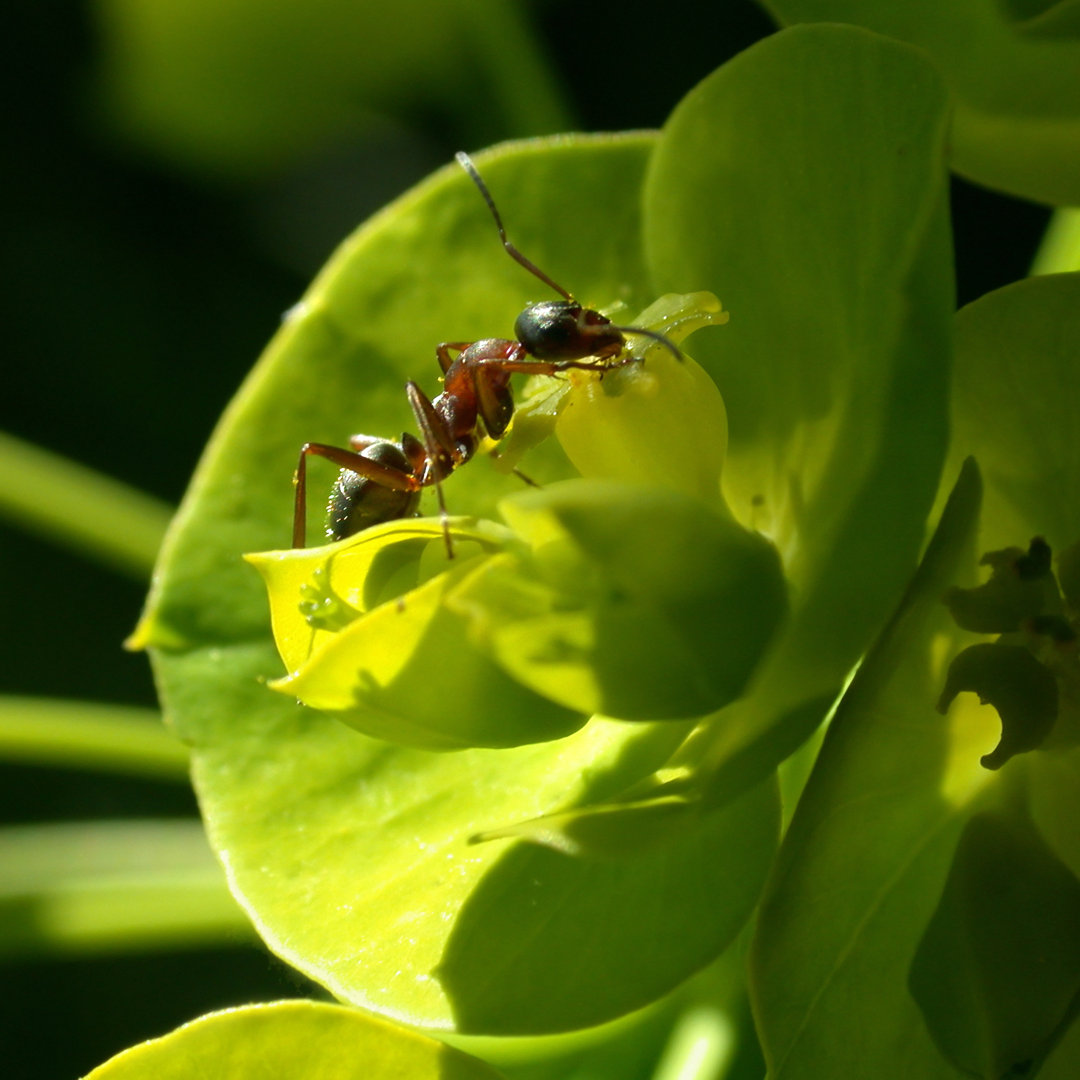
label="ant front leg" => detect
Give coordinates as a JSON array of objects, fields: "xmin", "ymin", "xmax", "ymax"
[
  {"xmin": 292, "ymin": 441, "xmax": 420, "ymax": 548},
  {"xmin": 473, "ymin": 352, "xmax": 635, "ymax": 391}
]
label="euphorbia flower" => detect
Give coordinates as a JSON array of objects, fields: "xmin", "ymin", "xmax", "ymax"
[
  {"xmin": 246, "ymin": 292, "xmax": 790, "ymax": 748},
  {"xmin": 134, "ymin": 25, "xmax": 961, "ymax": 1037}
]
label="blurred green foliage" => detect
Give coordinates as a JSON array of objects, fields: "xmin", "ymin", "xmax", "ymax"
[{"xmin": 4, "ymin": 2, "xmax": 1079, "ymax": 1078}]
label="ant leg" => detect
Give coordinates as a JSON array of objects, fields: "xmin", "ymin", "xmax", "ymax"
[
  {"xmin": 485, "ymin": 444, "xmax": 540, "ymax": 489},
  {"xmin": 436, "ymin": 343, "xmax": 471, "ymax": 375},
  {"xmin": 475, "ymin": 354, "xmax": 627, "ymax": 380},
  {"xmin": 404, "ymin": 383, "xmax": 459, "ymax": 559},
  {"xmin": 293, "ymin": 442, "xmax": 418, "ymax": 548},
  {"xmin": 513, "ymin": 467, "xmax": 540, "ymax": 487},
  {"xmin": 549, "ymin": 355, "xmax": 637, "ymax": 373},
  {"xmin": 465, "ymin": 342, "xmax": 526, "ymax": 439}
]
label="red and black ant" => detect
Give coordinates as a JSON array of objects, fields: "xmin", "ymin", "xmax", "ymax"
[{"xmin": 292, "ymin": 151, "xmax": 681, "ymax": 557}]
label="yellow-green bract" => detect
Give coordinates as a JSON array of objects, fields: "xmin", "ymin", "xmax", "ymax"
[{"xmin": 247, "ymin": 293, "xmax": 787, "ymax": 750}]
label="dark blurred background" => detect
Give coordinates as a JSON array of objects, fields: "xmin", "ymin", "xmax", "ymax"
[{"xmin": 0, "ymin": 1, "xmax": 1049, "ymax": 1076}]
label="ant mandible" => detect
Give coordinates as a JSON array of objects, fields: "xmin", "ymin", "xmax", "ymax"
[{"xmin": 292, "ymin": 151, "xmax": 681, "ymax": 558}]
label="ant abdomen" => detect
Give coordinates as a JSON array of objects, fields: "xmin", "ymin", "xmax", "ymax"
[{"xmin": 326, "ymin": 441, "xmax": 420, "ymax": 542}]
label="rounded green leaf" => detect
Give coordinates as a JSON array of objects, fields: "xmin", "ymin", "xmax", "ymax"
[
  {"xmin": 83, "ymin": 1000, "xmax": 505, "ymax": 1079},
  {"xmin": 464, "ymin": 480, "xmax": 786, "ymax": 719},
  {"xmin": 158, "ymin": 641, "xmax": 779, "ymax": 1033},
  {"xmin": 437, "ymin": 777, "xmax": 779, "ymax": 1033},
  {"xmin": 952, "ymin": 272, "xmax": 1080, "ymax": 551},
  {"xmin": 763, "ymin": 0, "xmax": 1080, "ymax": 205},
  {"xmin": 137, "ymin": 136, "xmax": 779, "ymax": 1033},
  {"xmin": 644, "ymin": 24, "xmax": 954, "ymax": 804},
  {"xmin": 948, "ymin": 274, "xmax": 1080, "ymax": 1079}
]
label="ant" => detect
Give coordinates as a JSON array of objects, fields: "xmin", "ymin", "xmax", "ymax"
[{"xmin": 292, "ymin": 151, "xmax": 681, "ymax": 558}]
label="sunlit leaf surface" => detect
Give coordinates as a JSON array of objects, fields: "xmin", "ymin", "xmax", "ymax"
[
  {"xmin": 763, "ymin": 0, "xmax": 1080, "ymax": 204},
  {"xmin": 140, "ymin": 135, "xmax": 780, "ymax": 1033}
]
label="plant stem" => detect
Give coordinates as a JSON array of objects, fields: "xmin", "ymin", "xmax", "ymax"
[
  {"xmin": 0, "ymin": 819, "xmax": 253, "ymax": 957},
  {"xmin": 0, "ymin": 430, "xmax": 173, "ymax": 579},
  {"xmin": 652, "ymin": 1005, "xmax": 736, "ymax": 1080},
  {"xmin": 0, "ymin": 697, "xmax": 189, "ymax": 780}
]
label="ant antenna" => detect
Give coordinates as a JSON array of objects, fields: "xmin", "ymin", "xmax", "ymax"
[
  {"xmin": 457, "ymin": 152, "xmax": 574, "ymax": 301},
  {"xmin": 611, "ymin": 324, "xmax": 683, "ymax": 363},
  {"xmin": 457, "ymin": 151, "xmax": 683, "ymax": 364}
]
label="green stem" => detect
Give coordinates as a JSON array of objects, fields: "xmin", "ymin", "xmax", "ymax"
[
  {"xmin": 0, "ymin": 819, "xmax": 253, "ymax": 957},
  {"xmin": 0, "ymin": 697, "xmax": 189, "ymax": 780},
  {"xmin": 1030, "ymin": 207, "xmax": 1080, "ymax": 276},
  {"xmin": 0, "ymin": 430, "xmax": 173, "ymax": 579},
  {"xmin": 651, "ymin": 1005, "xmax": 736, "ymax": 1080}
]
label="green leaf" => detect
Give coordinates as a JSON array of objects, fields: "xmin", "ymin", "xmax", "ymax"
[
  {"xmin": 751, "ymin": 459, "xmax": 991, "ymax": 1078},
  {"xmin": 952, "ymin": 272, "xmax": 1080, "ymax": 551},
  {"xmin": 455, "ymin": 480, "xmax": 786, "ymax": 720},
  {"xmin": 761, "ymin": 0, "xmax": 1080, "ymax": 204},
  {"xmin": 163, "ymin": 639, "xmax": 779, "ymax": 1032},
  {"xmin": 140, "ymin": 136, "xmax": 779, "ymax": 1032},
  {"xmin": 83, "ymin": 1000, "xmax": 506, "ymax": 1079},
  {"xmin": 435, "ymin": 777, "xmax": 779, "ymax": 1033},
  {"xmin": 645, "ymin": 23, "xmax": 953, "ymax": 804},
  {"xmin": 910, "ymin": 810, "xmax": 1080, "ymax": 1079}
]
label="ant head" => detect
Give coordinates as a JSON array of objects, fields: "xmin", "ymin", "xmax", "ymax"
[{"xmin": 515, "ymin": 300, "xmax": 625, "ymax": 362}]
